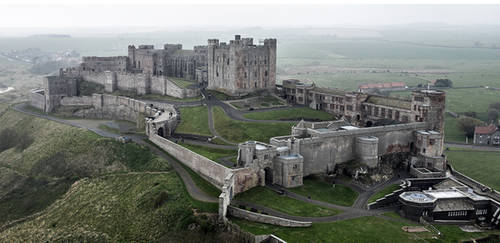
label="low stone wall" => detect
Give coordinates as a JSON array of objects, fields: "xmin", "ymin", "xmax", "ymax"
[
  {"xmin": 29, "ymin": 90, "xmax": 45, "ymax": 111},
  {"xmin": 149, "ymin": 134, "xmax": 231, "ymax": 188},
  {"xmin": 410, "ymin": 166, "xmax": 444, "ymax": 178},
  {"xmin": 228, "ymin": 206, "xmax": 311, "ymax": 227},
  {"xmin": 60, "ymin": 96, "xmax": 94, "ymax": 106}
]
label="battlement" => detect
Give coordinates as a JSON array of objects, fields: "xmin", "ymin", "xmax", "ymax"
[{"xmin": 138, "ymin": 45, "xmax": 154, "ymax": 49}]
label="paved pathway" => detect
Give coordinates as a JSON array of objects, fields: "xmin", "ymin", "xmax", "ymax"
[{"xmin": 444, "ymin": 142, "xmax": 500, "ymax": 152}]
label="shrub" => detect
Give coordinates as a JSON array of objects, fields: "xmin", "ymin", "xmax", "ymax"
[{"xmin": 458, "ymin": 117, "xmax": 484, "ymax": 138}]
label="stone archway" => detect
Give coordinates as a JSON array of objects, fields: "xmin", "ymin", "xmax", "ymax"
[
  {"xmin": 264, "ymin": 167, "xmax": 273, "ymax": 185},
  {"xmin": 157, "ymin": 127, "xmax": 164, "ymax": 137},
  {"xmin": 366, "ymin": 120, "xmax": 373, "ymax": 127}
]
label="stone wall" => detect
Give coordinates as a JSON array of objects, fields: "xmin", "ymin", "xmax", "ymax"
[
  {"xmin": 228, "ymin": 206, "xmax": 311, "ymax": 227},
  {"xmin": 60, "ymin": 95, "xmax": 94, "ymax": 106},
  {"xmin": 149, "ymin": 134, "xmax": 231, "ymax": 188},
  {"xmin": 29, "ymin": 90, "xmax": 46, "ymax": 111},
  {"xmin": 274, "ymin": 122, "xmax": 428, "ymax": 176}
]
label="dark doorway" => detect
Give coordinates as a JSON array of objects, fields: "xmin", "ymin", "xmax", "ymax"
[
  {"xmin": 366, "ymin": 120, "xmax": 373, "ymax": 127},
  {"xmin": 264, "ymin": 167, "xmax": 273, "ymax": 185},
  {"xmin": 356, "ymin": 114, "xmax": 361, "ymax": 121},
  {"xmin": 410, "ymin": 142, "xmax": 416, "ymax": 155},
  {"xmin": 157, "ymin": 127, "xmax": 164, "ymax": 137}
]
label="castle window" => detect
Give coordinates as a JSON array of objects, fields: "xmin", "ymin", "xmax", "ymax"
[
  {"xmin": 430, "ymin": 139, "xmax": 435, "ymax": 145},
  {"xmin": 255, "ymin": 82, "xmax": 257, "ymax": 88},
  {"xmin": 244, "ymin": 72, "xmax": 247, "ymax": 79},
  {"xmin": 227, "ymin": 59, "xmax": 229, "ymax": 65},
  {"xmin": 265, "ymin": 71, "xmax": 268, "ymax": 76}
]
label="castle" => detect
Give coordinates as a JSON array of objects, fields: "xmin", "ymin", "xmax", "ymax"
[{"xmin": 56, "ymin": 35, "xmax": 276, "ymax": 99}]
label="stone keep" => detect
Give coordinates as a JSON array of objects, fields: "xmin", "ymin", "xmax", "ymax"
[
  {"xmin": 355, "ymin": 136, "xmax": 379, "ymax": 168},
  {"xmin": 207, "ymin": 35, "xmax": 277, "ymax": 95}
]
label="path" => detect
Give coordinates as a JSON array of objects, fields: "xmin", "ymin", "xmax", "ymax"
[
  {"xmin": 12, "ymin": 103, "xmax": 218, "ymax": 203},
  {"xmin": 13, "ymin": 102, "xmax": 411, "ymax": 223},
  {"xmin": 444, "ymin": 142, "xmax": 500, "ymax": 152}
]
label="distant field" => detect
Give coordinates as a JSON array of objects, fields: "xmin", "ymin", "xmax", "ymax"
[
  {"xmin": 242, "ymin": 107, "xmax": 335, "ymax": 121},
  {"xmin": 445, "ymin": 148, "xmax": 500, "ymax": 191},
  {"xmin": 443, "ymin": 114, "xmax": 467, "ymax": 143}
]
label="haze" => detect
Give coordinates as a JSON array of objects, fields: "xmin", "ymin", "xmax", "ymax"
[{"xmin": 2, "ymin": 4, "xmax": 500, "ymax": 36}]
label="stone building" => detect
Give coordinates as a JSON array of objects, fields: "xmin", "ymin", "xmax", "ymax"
[
  {"xmin": 281, "ymin": 80, "xmax": 445, "ymax": 131},
  {"xmin": 207, "ymin": 35, "xmax": 277, "ymax": 95},
  {"xmin": 474, "ymin": 124, "xmax": 500, "ymax": 146}
]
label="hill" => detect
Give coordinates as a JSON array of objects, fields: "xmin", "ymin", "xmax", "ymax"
[{"xmin": 0, "ymin": 110, "xmax": 229, "ymax": 242}]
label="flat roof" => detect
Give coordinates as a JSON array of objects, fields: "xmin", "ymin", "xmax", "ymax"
[{"xmin": 340, "ymin": 126, "xmax": 359, "ymax": 130}]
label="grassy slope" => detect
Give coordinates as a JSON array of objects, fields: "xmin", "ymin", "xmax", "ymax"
[
  {"xmin": 242, "ymin": 107, "xmax": 335, "ymax": 121},
  {"xmin": 367, "ymin": 184, "xmax": 401, "ymax": 204},
  {"xmin": 168, "ymin": 76, "xmax": 197, "ymax": 88},
  {"xmin": 176, "ymin": 106, "xmax": 211, "ymax": 136},
  {"xmin": 178, "ymin": 142, "xmax": 237, "ymax": 166},
  {"xmin": 232, "ymin": 216, "xmax": 498, "ymax": 243},
  {"xmin": 288, "ymin": 177, "xmax": 359, "ymax": 207},
  {"xmin": 445, "ymin": 148, "xmax": 500, "ymax": 191},
  {"xmin": 0, "ymin": 110, "xmax": 171, "ymax": 224},
  {"xmin": 443, "ymin": 114, "xmax": 466, "ymax": 143},
  {"xmin": 234, "ymin": 187, "xmax": 341, "ymax": 217},
  {"xmin": 0, "ymin": 173, "xmax": 223, "ymax": 242},
  {"xmin": 213, "ymin": 106, "xmax": 295, "ymax": 143}
]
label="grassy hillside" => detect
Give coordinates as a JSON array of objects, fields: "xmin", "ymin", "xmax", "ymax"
[
  {"xmin": 176, "ymin": 106, "xmax": 211, "ymax": 136},
  {"xmin": 242, "ymin": 107, "xmax": 335, "ymax": 121},
  {"xmin": 0, "ymin": 110, "xmax": 169, "ymax": 224},
  {"xmin": 0, "ymin": 173, "xmax": 227, "ymax": 242}
]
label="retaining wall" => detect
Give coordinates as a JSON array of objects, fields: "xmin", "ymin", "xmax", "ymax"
[
  {"xmin": 228, "ymin": 206, "xmax": 311, "ymax": 227},
  {"xmin": 149, "ymin": 134, "xmax": 231, "ymax": 188}
]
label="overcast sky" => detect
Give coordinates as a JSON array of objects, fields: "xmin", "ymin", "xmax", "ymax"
[{"xmin": 1, "ymin": 2, "xmax": 500, "ymax": 35}]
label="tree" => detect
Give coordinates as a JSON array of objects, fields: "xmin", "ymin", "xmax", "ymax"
[
  {"xmin": 488, "ymin": 102, "xmax": 500, "ymax": 124},
  {"xmin": 458, "ymin": 117, "xmax": 484, "ymax": 138},
  {"xmin": 434, "ymin": 79, "xmax": 453, "ymax": 88}
]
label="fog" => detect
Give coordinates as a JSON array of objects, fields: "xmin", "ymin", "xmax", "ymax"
[{"xmin": 1, "ymin": 4, "xmax": 500, "ymax": 36}]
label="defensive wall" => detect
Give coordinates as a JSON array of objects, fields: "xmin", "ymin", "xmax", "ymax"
[
  {"xmin": 270, "ymin": 122, "xmax": 429, "ymax": 176},
  {"xmin": 61, "ymin": 69, "xmax": 199, "ymax": 98}
]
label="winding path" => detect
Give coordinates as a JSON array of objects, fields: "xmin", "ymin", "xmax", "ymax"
[{"xmin": 12, "ymin": 102, "xmax": 409, "ymax": 224}]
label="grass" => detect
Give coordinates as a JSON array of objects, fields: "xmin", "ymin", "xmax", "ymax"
[
  {"xmin": 0, "ymin": 173, "xmax": 222, "ymax": 242},
  {"xmin": 167, "ymin": 76, "xmax": 197, "ymax": 89},
  {"xmin": 175, "ymin": 106, "xmax": 211, "ymax": 137},
  {"xmin": 212, "ymin": 106, "xmax": 295, "ymax": 143},
  {"xmin": 234, "ymin": 186, "xmax": 341, "ymax": 217},
  {"xmin": 232, "ymin": 216, "xmax": 499, "ymax": 243},
  {"xmin": 443, "ymin": 114, "xmax": 467, "ymax": 143},
  {"xmin": 288, "ymin": 177, "xmax": 359, "ymax": 206},
  {"xmin": 445, "ymin": 148, "xmax": 500, "ymax": 191},
  {"xmin": 144, "ymin": 139, "xmax": 222, "ymax": 198},
  {"xmin": 243, "ymin": 107, "xmax": 335, "ymax": 121},
  {"xmin": 0, "ymin": 110, "xmax": 171, "ymax": 224},
  {"xmin": 178, "ymin": 142, "xmax": 237, "ymax": 167},
  {"xmin": 367, "ymin": 184, "xmax": 401, "ymax": 204}
]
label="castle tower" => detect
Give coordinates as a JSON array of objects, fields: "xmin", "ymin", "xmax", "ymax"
[
  {"xmin": 411, "ymin": 90, "xmax": 446, "ymax": 132},
  {"xmin": 237, "ymin": 141, "xmax": 256, "ymax": 167}
]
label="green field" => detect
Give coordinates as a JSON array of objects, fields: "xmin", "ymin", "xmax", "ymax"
[
  {"xmin": 289, "ymin": 177, "xmax": 359, "ymax": 206},
  {"xmin": 176, "ymin": 106, "xmax": 211, "ymax": 136},
  {"xmin": 231, "ymin": 216, "xmax": 498, "ymax": 243},
  {"xmin": 443, "ymin": 114, "xmax": 467, "ymax": 142},
  {"xmin": 234, "ymin": 187, "xmax": 341, "ymax": 217},
  {"xmin": 178, "ymin": 142, "xmax": 237, "ymax": 167},
  {"xmin": 243, "ymin": 107, "xmax": 335, "ymax": 121},
  {"xmin": 367, "ymin": 184, "xmax": 401, "ymax": 204},
  {"xmin": 445, "ymin": 148, "xmax": 500, "ymax": 191},
  {"xmin": 212, "ymin": 106, "xmax": 295, "ymax": 143}
]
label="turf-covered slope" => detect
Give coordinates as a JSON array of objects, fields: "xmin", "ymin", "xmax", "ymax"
[
  {"xmin": 0, "ymin": 173, "xmax": 229, "ymax": 242},
  {"xmin": 0, "ymin": 110, "xmax": 171, "ymax": 224}
]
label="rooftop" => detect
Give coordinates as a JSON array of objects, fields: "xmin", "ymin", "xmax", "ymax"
[{"xmin": 474, "ymin": 124, "xmax": 498, "ymax": 135}]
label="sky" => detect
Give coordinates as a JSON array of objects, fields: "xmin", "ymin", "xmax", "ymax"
[{"xmin": 1, "ymin": 1, "xmax": 500, "ymax": 35}]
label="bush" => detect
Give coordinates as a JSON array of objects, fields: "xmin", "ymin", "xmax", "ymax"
[
  {"xmin": 0, "ymin": 128, "xmax": 34, "ymax": 152},
  {"xmin": 458, "ymin": 117, "xmax": 484, "ymax": 138},
  {"xmin": 435, "ymin": 78, "xmax": 453, "ymax": 87}
]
